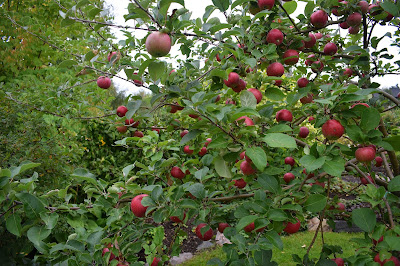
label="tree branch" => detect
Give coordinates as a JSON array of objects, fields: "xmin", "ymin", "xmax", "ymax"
[{"xmin": 277, "ymin": 0, "xmax": 300, "ymax": 32}]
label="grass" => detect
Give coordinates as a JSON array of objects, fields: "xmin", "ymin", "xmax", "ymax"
[{"xmin": 181, "ymin": 232, "xmax": 363, "ymax": 266}]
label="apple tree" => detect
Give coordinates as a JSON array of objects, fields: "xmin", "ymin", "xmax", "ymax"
[{"xmin": 1, "ymin": 0, "xmax": 400, "ymax": 265}]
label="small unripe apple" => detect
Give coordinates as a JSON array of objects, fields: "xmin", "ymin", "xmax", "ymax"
[
  {"xmin": 236, "ymin": 116, "xmax": 254, "ymax": 126},
  {"xmin": 224, "ymin": 72, "xmax": 240, "ymax": 88},
  {"xmin": 258, "ymin": 0, "xmax": 275, "ymax": 10},
  {"xmin": 151, "ymin": 257, "xmax": 161, "ymax": 266},
  {"xmin": 360, "ymin": 175, "xmax": 373, "ymax": 185},
  {"xmin": 340, "ymin": 21, "xmax": 350, "ymax": 29},
  {"xmin": 310, "ymin": 10, "xmax": 328, "ymax": 28},
  {"xmin": 134, "ymin": 131, "xmax": 144, "ymax": 138},
  {"xmin": 343, "ymin": 68, "xmax": 353, "ymax": 77},
  {"xmin": 284, "ymin": 157, "xmax": 295, "ymax": 166},
  {"xmin": 347, "ymin": 12, "xmax": 362, "ymax": 27},
  {"xmin": 97, "ymin": 76, "xmax": 111, "ymax": 89},
  {"xmin": 171, "ymin": 166, "xmax": 185, "ymax": 179},
  {"xmin": 117, "ymin": 126, "xmax": 128, "ymax": 133},
  {"xmin": 248, "ymin": 88, "xmax": 263, "ymax": 103},
  {"xmin": 130, "ymin": 194, "xmax": 148, "ymax": 217},
  {"xmin": 145, "ymin": 31, "xmax": 171, "ymax": 57},
  {"xmin": 323, "ymin": 42, "xmax": 338, "ymax": 56},
  {"xmin": 276, "ymin": 109, "xmax": 293, "ymax": 122},
  {"xmin": 196, "ymin": 223, "xmax": 213, "ymax": 241},
  {"xmin": 355, "ymin": 147, "xmax": 376, "ymax": 162},
  {"xmin": 117, "ymin": 106, "xmax": 128, "ymax": 117},
  {"xmin": 267, "ymin": 62, "xmax": 285, "ymax": 77},
  {"xmin": 283, "ymin": 49, "xmax": 299, "ymax": 65},
  {"xmin": 180, "ymin": 130, "xmax": 189, "ymax": 138},
  {"xmin": 298, "ymin": 127, "xmax": 310, "ymax": 138},
  {"xmin": 332, "ymin": 258, "xmax": 345, "ymax": 266},
  {"xmin": 234, "ymin": 178, "xmax": 247, "ymax": 188},
  {"xmin": 322, "ymin": 119, "xmax": 345, "ymax": 140},
  {"xmin": 375, "ymin": 156, "xmax": 383, "ymax": 167},
  {"xmin": 283, "ymin": 173, "xmax": 295, "ymax": 183},
  {"xmin": 218, "ymin": 223, "xmax": 230, "ymax": 233},
  {"xmin": 240, "ymin": 160, "xmax": 256, "ymax": 175},
  {"xmin": 300, "ymin": 94, "xmax": 313, "ymax": 104},
  {"xmin": 244, "ymin": 222, "xmax": 255, "ymax": 232},
  {"xmin": 183, "ymin": 145, "xmax": 194, "ymax": 155},
  {"xmin": 199, "ymin": 147, "xmax": 207, "ymax": 156},
  {"xmin": 297, "ymin": 78, "xmax": 309, "ymax": 88},
  {"xmin": 283, "ymin": 218, "xmax": 301, "ymax": 234},
  {"xmin": 304, "ymin": 33, "xmax": 317, "ymax": 48},
  {"xmin": 266, "ymin": 29, "xmax": 284, "ymax": 46}
]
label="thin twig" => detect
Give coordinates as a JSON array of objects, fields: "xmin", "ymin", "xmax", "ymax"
[
  {"xmin": 277, "ymin": 1, "xmax": 300, "ymax": 32},
  {"xmin": 380, "ymin": 152, "xmax": 394, "ymax": 180},
  {"xmin": 131, "ymin": 0, "xmax": 162, "ymax": 29},
  {"xmin": 378, "ymin": 118, "xmax": 400, "ymax": 176}
]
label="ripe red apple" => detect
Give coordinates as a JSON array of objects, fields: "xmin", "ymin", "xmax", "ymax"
[
  {"xmin": 297, "ymin": 78, "xmax": 309, "ymax": 88},
  {"xmin": 97, "ymin": 76, "xmax": 112, "ymax": 89},
  {"xmin": 315, "ymin": 32, "xmax": 323, "ymax": 39},
  {"xmin": 205, "ymin": 138, "xmax": 212, "ymax": 147},
  {"xmin": 332, "ymin": 258, "xmax": 345, "ymax": 266},
  {"xmin": 360, "ymin": 175, "xmax": 374, "ymax": 185},
  {"xmin": 125, "ymin": 118, "xmax": 139, "ymax": 127},
  {"xmin": 274, "ymin": 80, "xmax": 282, "ymax": 86},
  {"xmin": 283, "ymin": 218, "xmax": 301, "ymax": 234},
  {"xmin": 304, "ymin": 33, "xmax": 317, "ymax": 48},
  {"xmin": 196, "ymin": 223, "xmax": 213, "ymax": 241},
  {"xmin": 348, "ymin": 26, "xmax": 360, "ymax": 34},
  {"xmin": 199, "ymin": 147, "xmax": 207, "ymax": 156},
  {"xmin": 145, "ymin": 31, "xmax": 171, "ymax": 57},
  {"xmin": 214, "ymin": 95, "xmax": 221, "ymax": 102},
  {"xmin": 151, "ymin": 127, "xmax": 160, "ymax": 134},
  {"xmin": 117, "ymin": 106, "xmax": 128, "ymax": 117},
  {"xmin": 107, "ymin": 51, "xmax": 118, "ymax": 62},
  {"xmin": 248, "ymin": 88, "xmax": 263, "ymax": 103},
  {"xmin": 375, "ymin": 156, "xmax": 383, "ymax": 167},
  {"xmin": 234, "ymin": 178, "xmax": 247, "ymax": 188},
  {"xmin": 310, "ymin": 10, "xmax": 328, "ymax": 28},
  {"xmin": 284, "ymin": 157, "xmax": 295, "ymax": 167},
  {"xmin": 276, "ymin": 109, "xmax": 293, "ymax": 122},
  {"xmin": 183, "ymin": 145, "xmax": 194, "ymax": 155},
  {"xmin": 102, "ymin": 248, "xmax": 116, "ymax": 261},
  {"xmin": 351, "ymin": 102, "xmax": 369, "ymax": 108},
  {"xmin": 188, "ymin": 113, "xmax": 199, "ymax": 119},
  {"xmin": 266, "ymin": 29, "xmax": 284, "ymax": 46},
  {"xmin": 171, "ymin": 166, "xmax": 185, "ymax": 179},
  {"xmin": 313, "ymin": 181, "xmax": 325, "ymax": 188},
  {"xmin": 244, "ymin": 222, "xmax": 255, "ymax": 232},
  {"xmin": 323, "ymin": 42, "xmax": 338, "ymax": 55},
  {"xmin": 233, "ymin": 79, "xmax": 247, "ymax": 92},
  {"xmin": 170, "ymin": 212, "xmax": 186, "ymax": 223},
  {"xmin": 305, "ymin": 54, "xmax": 316, "ymax": 66},
  {"xmin": 358, "ymin": 1, "xmax": 369, "ymax": 13},
  {"xmin": 224, "ymin": 72, "xmax": 240, "ymax": 88},
  {"xmin": 298, "ymin": 127, "xmax": 310, "ymax": 138},
  {"xmin": 283, "ymin": 49, "xmax": 299, "ymax": 65},
  {"xmin": 373, "ymin": 236, "xmax": 384, "ymax": 246},
  {"xmin": 236, "ymin": 116, "xmax": 255, "ymax": 126},
  {"xmin": 283, "ymin": 173, "xmax": 295, "ymax": 184},
  {"xmin": 258, "ymin": 0, "xmax": 275, "ymax": 10},
  {"xmin": 240, "ymin": 151, "xmax": 253, "ymax": 163},
  {"xmin": 322, "ymin": 119, "xmax": 345, "ymax": 140},
  {"xmin": 374, "ymin": 254, "xmax": 400, "ymax": 266},
  {"xmin": 240, "ymin": 160, "xmax": 256, "ymax": 175},
  {"xmin": 151, "ymin": 257, "xmax": 161, "ymax": 266},
  {"xmin": 340, "ymin": 21, "xmax": 350, "ymax": 29},
  {"xmin": 180, "ymin": 130, "xmax": 189, "ymax": 138},
  {"xmin": 309, "ymin": 116, "xmax": 315, "ymax": 122},
  {"xmin": 347, "ymin": 12, "xmax": 362, "ymax": 27},
  {"xmin": 355, "ymin": 147, "xmax": 376, "ymax": 162},
  {"xmin": 117, "ymin": 126, "xmax": 128, "ymax": 133},
  {"xmin": 133, "ymin": 72, "xmax": 143, "ymax": 86},
  {"xmin": 218, "ymin": 223, "xmax": 230, "ymax": 233},
  {"xmin": 311, "ymin": 60, "xmax": 324, "ymax": 73},
  {"xmin": 225, "ymin": 98, "xmax": 236, "ymax": 105},
  {"xmin": 303, "ymin": 168, "xmax": 315, "ymax": 179},
  {"xmin": 134, "ymin": 131, "xmax": 144, "ymax": 138},
  {"xmin": 130, "ymin": 194, "xmax": 148, "ymax": 217},
  {"xmin": 337, "ymin": 202, "xmax": 345, "ymax": 211},
  {"xmin": 300, "ymin": 94, "xmax": 313, "ymax": 104},
  {"xmin": 343, "ymin": 68, "xmax": 353, "ymax": 77}
]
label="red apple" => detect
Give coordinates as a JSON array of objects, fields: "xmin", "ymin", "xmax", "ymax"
[
  {"xmin": 374, "ymin": 254, "xmax": 400, "ymax": 266},
  {"xmin": 355, "ymin": 147, "xmax": 376, "ymax": 162},
  {"xmin": 311, "ymin": 60, "xmax": 324, "ymax": 73},
  {"xmin": 297, "ymin": 78, "xmax": 309, "ymax": 88},
  {"xmin": 151, "ymin": 127, "xmax": 160, "ymax": 134},
  {"xmin": 225, "ymin": 98, "xmax": 236, "ymax": 105},
  {"xmin": 130, "ymin": 194, "xmax": 148, "ymax": 217},
  {"xmin": 283, "ymin": 173, "xmax": 295, "ymax": 183},
  {"xmin": 347, "ymin": 12, "xmax": 362, "ymax": 27},
  {"xmin": 299, "ymin": 127, "xmax": 310, "ymax": 138},
  {"xmin": 248, "ymin": 88, "xmax": 263, "ymax": 103},
  {"xmin": 218, "ymin": 223, "xmax": 230, "ymax": 233},
  {"xmin": 358, "ymin": 1, "xmax": 369, "ymax": 13},
  {"xmin": 332, "ymin": 258, "xmax": 345, "ymax": 266},
  {"xmin": 337, "ymin": 202, "xmax": 345, "ymax": 211},
  {"xmin": 170, "ymin": 212, "xmax": 186, "ymax": 223},
  {"xmin": 240, "ymin": 160, "xmax": 256, "ymax": 175},
  {"xmin": 224, "ymin": 72, "xmax": 240, "ymax": 88},
  {"xmin": 97, "ymin": 76, "xmax": 112, "ymax": 89},
  {"xmin": 117, "ymin": 126, "xmax": 128, "ymax": 133},
  {"xmin": 322, "ymin": 119, "xmax": 345, "ymax": 140},
  {"xmin": 276, "ymin": 109, "xmax": 293, "ymax": 122},
  {"xmin": 196, "ymin": 223, "xmax": 213, "ymax": 241},
  {"xmin": 351, "ymin": 102, "xmax": 369, "ymax": 108},
  {"xmin": 102, "ymin": 248, "xmax": 116, "ymax": 261},
  {"xmin": 233, "ymin": 79, "xmax": 247, "ymax": 92},
  {"xmin": 258, "ymin": 0, "xmax": 275, "ymax": 10},
  {"xmin": 117, "ymin": 106, "xmax": 128, "ymax": 117},
  {"xmin": 266, "ymin": 29, "xmax": 284, "ymax": 46},
  {"xmin": 171, "ymin": 166, "xmax": 185, "ymax": 179},
  {"xmin": 133, "ymin": 72, "xmax": 143, "ymax": 86},
  {"xmin": 134, "ymin": 131, "xmax": 144, "ymax": 138},
  {"xmin": 274, "ymin": 80, "xmax": 282, "ymax": 86},
  {"xmin": 360, "ymin": 175, "xmax": 374, "ymax": 185},
  {"xmin": 340, "ymin": 22, "xmax": 350, "ymax": 29},
  {"xmin": 323, "ymin": 42, "xmax": 338, "ymax": 55},
  {"xmin": 151, "ymin": 257, "xmax": 161, "ymax": 266},
  {"xmin": 373, "ymin": 236, "xmax": 384, "ymax": 246},
  {"xmin": 315, "ymin": 32, "xmax": 323, "ymax": 39},
  {"xmin": 283, "ymin": 218, "xmax": 301, "ymax": 234},
  {"xmin": 180, "ymin": 130, "xmax": 189, "ymax": 138},
  {"xmin": 199, "ymin": 147, "xmax": 207, "ymax": 156},
  {"xmin": 283, "ymin": 49, "xmax": 299, "ymax": 65},
  {"xmin": 189, "ymin": 113, "xmax": 199, "ymax": 119},
  {"xmin": 107, "ymin": 51, "xmax": 118, "ymax": 62},
  {"xmin": 375, "ymin": 156, "xmax": 383, "ymax": 167},
  {"xmin": 145, "ymin": 31, "xmax": 171, "ymax": 57},
  {"xmin": 205, "ymin": 138, "xmax": 212, "ymax": 147},
  {"xmin": 310, "ymin": 10, "xmax": 328, "ymax": 28},
  {"xmin": 304, "ymin": 33, "xmax": 317, "ymax": 48},
  {"xmin": 214, "ymin": 95, "xmax": 221, "ymax": 102},
  {"xmin": 234, "ymin": 178, "xmax": 247, "ymax": 188},
  {"xmin": 305, "ymin": 54, "xmax": 316, "ymax": 66},
  {"xmin": 300, "ymin": 94, "xmax": 313, "ymax": 104},
  {"xmin": 284, "ymin": 157, "xmax": 295, "ymax": 167},
  {"xmin": 348, "ymin": 26, "xmax": 360, "ymax": 34},
  {"xmin": 309, "ymin": 116, "xmax": 315, "ymax": 122},
  {"xmin": 244, "ymin": 222, "xmax": 255, "ymax": 232},
  {"xmin": 343, "ymin": 68, "xmax": 353, "ymax": 77},
  {"xmin": 236, "ymin": 116, "xmax": 255, "ymax": 126},
  {"xmin": 183, "ymin": 145, "xmax": 194, "ymax": 155}
]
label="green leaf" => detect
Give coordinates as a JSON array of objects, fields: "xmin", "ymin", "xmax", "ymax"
[
  {"xmin": 267, "ymin": 209, "xmax": 288, "ymax": 221},
  {"xmin": 159, "ymin": 0, "xmax": 184, "ymax": 16},
  {"xmin": 267, "ymin": 124, "xmax": 293, "ymax": 133},
  {"xmin": 258, "ymin": 174, "xmax": 280, "ymax": 194},
  {"xmin": 16, "ymin": 192, "xmax": 46, "ymax": 219},
  {"xmin": 304, "ymin": 194, "xmax": 327, "ymax": 213},
  {"xmin": 58, "ymin": 60, "xmax": 77, "ymax": 69},
  {"xmin": 6, "ymin": 214, "xmax": 22, "ymax": 237},
  {"xmin": 27, "ymin": 226, "xmax": 51, "ymax": 246},
  {"xmin": 254, "ymin": 249, "xmax": 272, "ymax": 265},
  {"xmin": 265, "ymin": 86, "xmax": 285, "ymax": 101},
  {"xmin": 262, "ymin": 133, "xmax": 297, "ymax": 149},
  {"xmin": 246, "ymin": 147, "xmax": 267, "ymax": 171},
  {"xmin": 244, "ymin": 58, "xmax": 257, "ymax": 68},
  {"xmin": 181, "ymin": 129, "xmax": 202, "ymax": 145},
  {"xmin": 71, "ymin": 168, "xmax": 98, "ymax": 186},
  {"xmin": 283, "ymin": 1, "xmax": 297, "ymax": 14},
  {"xmin": 148, "ymin": 61, "xmax": 166, "ymax": 81},
  {"xmin": 384, "ymin": 135, "xmax": 400, "ymax": 151},
  {"xmin": 10, "ymin": 161, "xmax": 41, "ymax": 178},
  {"xmin": 151, "ymin": 185, "xmax": 163, "ymax": 201},
  {"xmin": 240, "ymin": 90, "xmax": 257, "ymax": 109},
  {"xmin": 122, "ymin": 164, "xmax": 135, "ymax": 178},
  {"xmin": 300, "ymin": 155, "xmax": 326, "ymax": 172},
  {"xmin": 266, "ymin": 230, "xmax": 283, "ymax": 250},
  {"xmin": 231, "ymin": 108, "xmax": 260, "ymax": 121},
  {"xmin": 352, "ymin": 208, "xmax": 376, "ymax": 232},
  {"xmin": 214, "ymin": 156, "xmax": 232, "ymax": 178},
  {"xmin": 212, "ymin": 0, "xmax": 229, "ymax": 11},
  {"xmin": 187, "ymin": 183, "xmax": 205, "ymax": 199},
  {"xmin": 236, "ymin": 215, "xmax": 258, "ymax": 231},
  {"xmin": 210, "ymin": 69, "xmax": 226, "ymax": 79},
  {"xmin": 322, "ymin": 159, "xmax": 345, "ymax": 177},
  {"xmin": 360, "ymin": 108, "xmax": 380, "ymax": 132},
  {"xmin": 126, "ymin": 100, "xmax": 142, "ymax": 118},
  {"xmin": 40, "ymin": 212, "xmax": 59, "ymax": 230},
  {"xmin": 388, "ymin": 176, "xmax": 400, "ymax": 192},
  {"xmin": 380, "ymin": 1, "xmax": 399, "ymax": 16}
]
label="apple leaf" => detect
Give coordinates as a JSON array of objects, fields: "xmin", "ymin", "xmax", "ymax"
[
  {"xmin": 187, "ymin": 183, "xmax": 205, "ymax": 199},
  {"xmin": 265, "ymin": 87, "xmax": 285, "ymax": 101},
  {"xmin": 283, "ymin": 1, "xmax": 297, "ymax": 14},
  {"xmin": 58, "ymin": 59, "xmax": 77, "ymax": 69},
  {"xmin": 231, "ymin": 107, "xmax": 260, "ymax": 121},
  {"xmin": 240, "ymin": 90, "xmax": 257, "ymax": 109},
  {"xmin": 304, "ymin": 194, "xmax": 327, "ymax": 213},
  {"xmin": 71, "ymin": 168, "xmax": 98, "ymax": 186},
  {"xmin": 322, "ymin": 158, "xmax": 345, "ymax": 177},
  {"xmin": 258, "ymin": 174, "xmax": 280, "ymax": 194},
  {"xmin": 9, "ymin": 161, "xmax": 41, "ymax": 179},
  {"xmin": 383, "ymin": 135, "xmax": 400, "ymax": 151},
  {"xmin": 267, "ymin": 124, "xmax": 293, "ymax": 133},
  {"xmin": 262, "ymin": 133, "xmax": 297, "ymax": 149},
  {"xmin": 16, "ymin": 192, "xmax": 46, "ymax": 219},
  {"xmin": 254, "ymin": 249, "xmax": 273, "ymax": 265},
  {"xmin": 352, "ymin": 208, "xmax": 376, "ymax": 232},
  {"xmin": 300, "ymin": 155, "xmax": 326, "ymax": 172},
  {"xmin": 126, "ymin": 100, "xmax": 142, "ymax": 118},
  {"xmin": 159, "ymin": 0, "xmax": 184, "ymax": 16},
  {"xmin": 388, "ymin": 176, "xmax": 400, "ymax": 192},
  {"xmin": 246, "ymin": 147, "xmax": 267, "ymax": 171},
  {"xmin": 6, "ymin": 214, "xmax": 22, "ymax": 237},
  {"xmin": 214, "ymin": 156, "xmax": 232, "ymax": 178},
  {"xmin": 27, "ymin": 226, "xmax": 51, "ymax": 247},
  {"xmin": 212, "ymin": 0, "xmax": 229, "ymax": 12},
  {"xmin": 267, "ymin": 209, "xmax": 288, "ymax": 221},
  {"xmin": 360, "ymin": 108, "xmax": 380, "ymax": 132},
  {"xmin": 266, "ymin": 230, "xmax": 283, "ymax": 250},
  {"xmin": 180, "ymin": 129, "xmax": 202, "ymax": 145},
  {"xmin": 148, "ymin": 61, "xmax": 166, "ymax": 81},
  {"xmin": 236, "ymin": 215, "xmax": 258, "ymax": 231}
]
